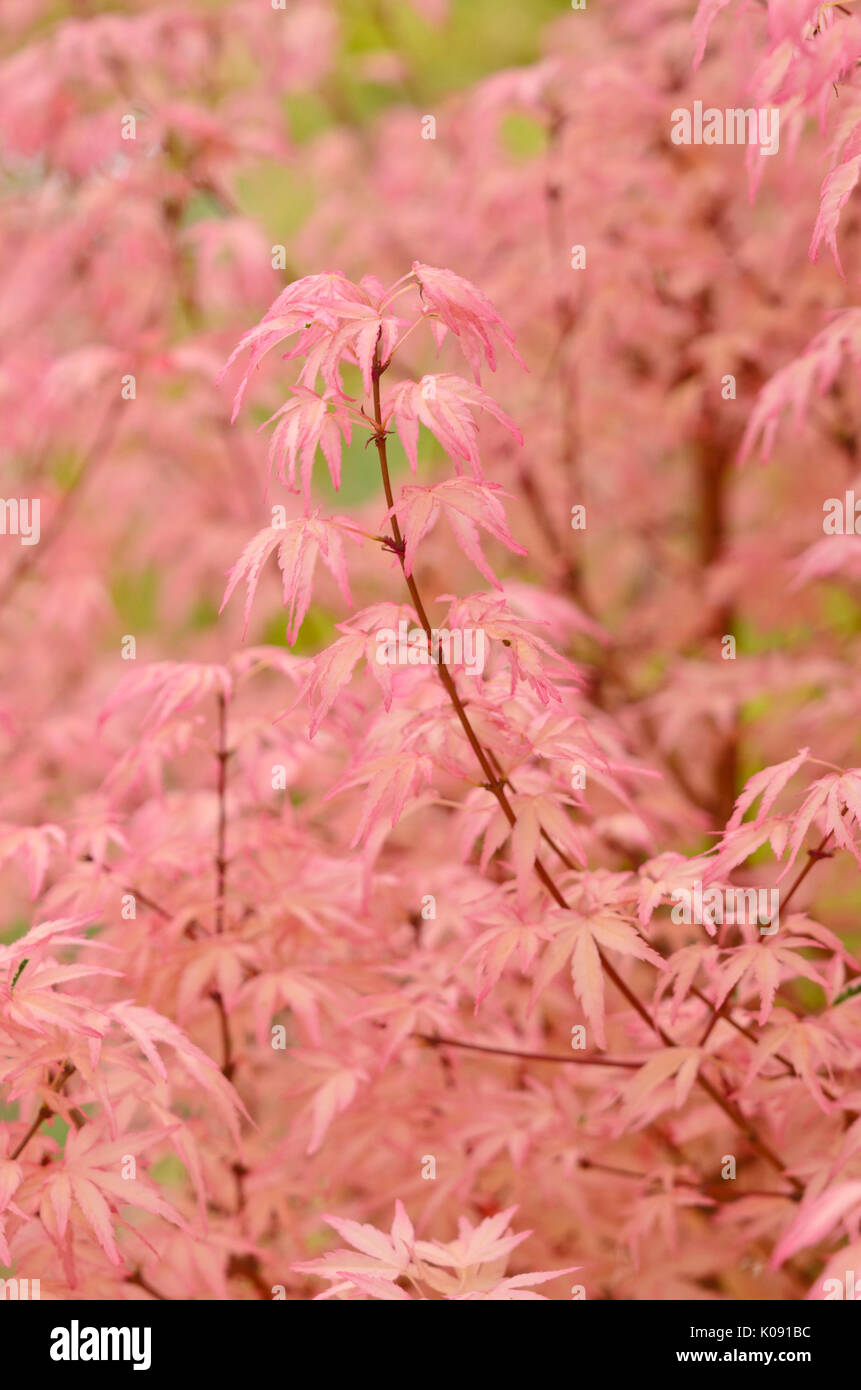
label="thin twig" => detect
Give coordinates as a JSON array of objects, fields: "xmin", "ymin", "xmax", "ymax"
[
  {"xmin": 214, "ymin": 691, "xmax": 229, "ymax": 934},
  {"xmin": 369, "ymin": 335, "xmax": 801, "ymax": 1192}
]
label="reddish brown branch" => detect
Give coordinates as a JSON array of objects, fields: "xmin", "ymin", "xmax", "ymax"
[{"xmin": 369, "ymin": 336, "xmax": 800, "ymax": 1193}]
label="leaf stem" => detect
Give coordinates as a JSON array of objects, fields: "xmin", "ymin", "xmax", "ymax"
[{"xmin": 212, "ymin": 690, "xmax": 236, "ymax": 1084}]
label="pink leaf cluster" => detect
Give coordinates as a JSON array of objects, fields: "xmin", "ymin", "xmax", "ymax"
[{"xmin": 2, "ymin": 0, "xmax": 861, "ymax": 1308}]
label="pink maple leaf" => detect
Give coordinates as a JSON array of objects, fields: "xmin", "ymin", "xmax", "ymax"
[
  {"xmin": 99, "ymin": 662, "xmax": 232, "ymax": 734},
  {"xmin": 260, "ymin": 386, "xmax": 354, "ymax": 506},
  {"xmin": 386, "ymin": 478, "xmax": 526, "ymax": 586},
  {"xmin": 0, "ymin": 823, "xmax": 66, "ymax": 898},
  {"xmin": 287, "ymin": 621, "xmax": 400, "ymax": 738},
  {"xmin": 219, "ymin": 271, "xmax": 400, "ymax": 418},
  {"xmin": 410, "ymin": 262, "xmax": 526, "ymax": 382},
  {"xmin": 33, "ymin": 1125, "xmax": 190, "ymax": 1267},
  {"xmin": 529, "ymin": 911, "xmax": 665, "ymax": 1049},
  {"xmin": 809, "ymin": 155, "xmax": 861, "ymax": 276},
  {"xmin": 383, "ymin": 373, "xmax": 522, "ymax": 477},
  {"xmin": 727, "ymin": 749, "xmax": 810, "ymax": 831},
  {"xmin": 220, "ymin": 512, "xmax": 354, "ymax": 644},
  {"xmin": 772, "ymin": 1181, "xmax": 861, "ymax": 1267}
]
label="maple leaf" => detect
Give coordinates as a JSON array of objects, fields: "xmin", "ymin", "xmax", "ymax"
[
  {"xmin": 220, "ymin": 512, "xmax": 354, "ymax": 644},
  {"xmin": 0, "ymin": 916, "xmax": 103, "ymax": 972},
  {"xmin": 636, "ymin": 853, "xmax": 715, "ymax": 928},
  {"xmin": 508, "ymin": 792, "xmax": 588, "ymax": 904},
  {"xmin": 442, "ymin": 593, "xmax": 581, "ymax": 703},
  {"xmin": 290, "ymin": 1054, "xmax": 371, "ymax": 1156},
  {"xmin": 792, "ymin": 534, "xmax": 861, "ymax": 588},
  {"xmin": 66, "ymin": 808, "xmax": 128, "ymax": 872},
  {"xmin": 623, "ymin": 1047, "xmax": 704, "ymax": 1117},
  {"xmin": 528, "ymin": 911, "xmax": 665, "ymax": 1048},
  {"xmin": 461, "ymin": 907, "xmax": 555, "ymax": 1007},
  {"xmin": 0, "ymin": 822, "xmax": 66, "ymax": 898},
  {"xmin": 461, "ymin": 789, "xmax": 587, "ymax": 909},
  {"xmin": 292, "ymin": 1202, "xmax": 417, "ymax": 1298},
  {"xmin": 386, "ymin": 478, "xmax": 526, "ymax": 587},
  {"xmin": 410, "ymin": 261, "xmax": 526, "ymax": 382},
  {"xmin": 108, "ymin": 1001, "xmax": 249, "ymax": 1138},
  {"xmin": 621, "ymin": 1181, "xmax": 715, "ymax": 1263},
  {"xmin": 655, "ymin": 941, "xmax": 721, "ymax": 1024},
  {"xmin": 727, "ymin": 749, "xmax": 810, "ymax": 831},
  {"xmin": 325, "ymin": 749, "xmax": 436, "ymax": 847},
  {"xmin": 741, "ymin": 1011, "xmax": 852, "ymax": 1112},
  {"xmin": 219, "ymin": 271, "xmax": 401, "ymax": 417},
  {"xmin": 771, "ymin": 1181, "xmax": 861, "ymax": 1268},
  {"xmin": 707, "ymin": 818, "xmax": 790, "ymax": 880},
  {"xmin": 288, "ymin": 620, "xmax": 401, "ymax": 738},
  {"xmin": 739, "ymin": 309, "xmax": 861, "ymax": 462},
  {"xmin": 33, "ymin": 1125, "xmax": 190, "ymax": 1267},
  {"xmin": 447, "ymin": 1265, "xmax": 581, "ymax": 1299},
  {"xmin": 3, "ymin": 957, "xmax": 118, "ymax": 1040},
  {"xmin": 98, "ymin": 719, "xmax": 198, "ymax": 801},
  {"xmin": 781, "ymin": 769, "xmax": 861, "ymax": 877},
  {"xmin": 349, "ymin": 984, "xmax": 456, "ymax": 1068},
  {"xmin": 691, "ymin": 0, "xmax": 734, "ymax": 69},
  {"xmin": 711, "ymin": 936, "xmax": 827, "ymax": 1027},
  {"xmin": 293, "ymin": 303, "xmax": 401, "ymax": 399},
  {"xmin": 292, "ymin": 1200, "xmax": 573, "ymax": 1300},
  {"xmin": 809, "ymin": 155, "xmax": 861, "ymax": 277},
  {"xmin": 383, "ymin": 373, "xmax": 522, "ymax": 477},
  {"xmin": 320, "ymin": 1199, "xmax": 414, "ymax": 1269},
  {"xmin": 99, "ymin": 662, "xmax": 232, "ymax": 735},
  {"xmin": 175, "ymin": 939, "xmax": 258, "ymax": 1019},
  {"xmin": 258, "ymin": 387, "xmax": 354, "ymax": 506},
  {"xmin": 415, "ymin": 1205, "xmax": 528, "ymax": 1271},
  {"xmin": 0, "ymin": 917, "xmax": 119, "ymax": 1047},
  {"xmin": 411, "ymin": 1207, "xmax": 577, "ymax": 1298}
]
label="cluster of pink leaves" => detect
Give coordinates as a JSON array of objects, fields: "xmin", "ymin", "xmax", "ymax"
[{"xmin": 1, "ymin": 0, "xmax": 861, "ymax": 1302}]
